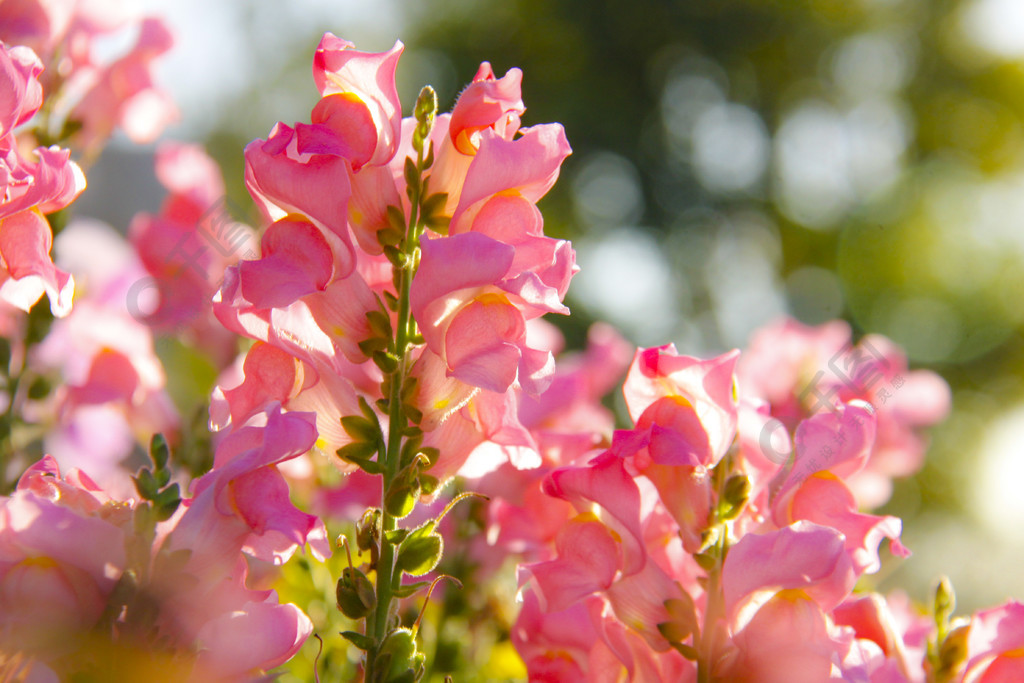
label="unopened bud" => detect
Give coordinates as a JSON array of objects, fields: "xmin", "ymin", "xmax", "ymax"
[
  {"xmin": 935, "ymin": 575, "xmax": 956, "ymax": 625},
  {"xmin": 413, "ymin": 86, "xmax": 438, "ymax": 157},
  {"xmin": 414, "ymin": 86, "xmax": 437, "ymax": 126},
  {"xmin": 357, "ymin": 508, "xmax": 382, "ymax": 553},
  {"xmin": 336, "ymin": 567, "xmax": 376, "ymax": 619}
]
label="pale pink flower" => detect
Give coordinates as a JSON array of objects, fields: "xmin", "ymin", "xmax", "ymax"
[{"xmin": 964, "ymin": 601, "xmax": 1024, "ymax": 682}]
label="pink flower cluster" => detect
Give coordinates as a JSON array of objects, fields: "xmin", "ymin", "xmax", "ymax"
[
  {"xmin": 496, "ymin": 322, "xmax": 1006, "ymax": 681},
  {"xmin": 0, "ymin": 14, "xmax": 1016, "ymax": 682},
  {"xmin": 0, "ymin": 40, "xmax": 83, "ymax": 317},
  {"xmin": 0, "ymin": 0, "xmax": 176, "ymax": 151},
  {"xmin": 211, "ymin": 34, "xmax": 575, "ymax": 484},
  {"xmin": 0, "ymin": 408, "xmax": 325, "ymax": 681}
]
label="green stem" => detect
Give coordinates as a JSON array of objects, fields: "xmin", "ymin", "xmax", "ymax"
[
  {"xmin": 365, "ymin": 148, "xmax": 424, "ymax": 682},
  {"xmin": 697, "ymin": 530, "xmax": 726, "ymax": 683}
]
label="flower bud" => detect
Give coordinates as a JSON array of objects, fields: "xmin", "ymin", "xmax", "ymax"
[
  {"xmin": 372, "ymin": 628, "xmax": 425, "ymax": 683},
  {"xmin": 935, "ymin": 575, "xmax": 956, "ymax": 626},
  {"xmin": 336, "ymin": 566, "xmax": 376, "ymax": 619},
  {"xmin": 357, "ymin": 508, "xmax": 382, "ymax": 553}
]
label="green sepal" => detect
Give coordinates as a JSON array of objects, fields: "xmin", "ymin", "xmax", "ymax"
[
  {"xmin": 420, "ymin": 192, "xmax": 447, "ymax": 219},
  {"xmin": 403, "ymin": 403, "xmax": 423, "ymax": 425},
  {"xmin": 403, "ymin": 158, "xmax": 419, "ymax": 197},
  {"xmin": 419, "ymin": 447, "xmax": 440, "ymax": 467},
  {"xmin": 424, "ymin": 214, "xmax": 451, "ymax": 233},
  {"xmin": 377, "ymin": 225, "xmax": 404, "ymax": 248},
  {"xmin": 357, "ymin": 508, "xmax": 382, "ymax": 553},
  {"xmin": 152, "ymin": 483, "xmax": 181, "ymax": 522},
  {"xmin": 658, "ymin": 594, "xmax": 699, "ymax": 643},
  {"xmin": 399, "ymin": 434, "xmax": 424, "ymax": 468},
  {"xmin": 372, "ymin": 628, "xmax": 423, "ymax": 683},
  {"xmin": 386, "ymin": 205, "xmax": 406, "ymax": 233},
  {"xmin": 358, "ymin": 336, "xmax": 389, "ymax": 357},
  {"xmin": 419, "ymin": 474, "xmax": 440, "ymax": 497},
  {"xmin": 383, "ymin": 245, "xmax": 407, "ymax": 268},
  {"xmin": 26, "ymin": 375, "xmax": 51, "ymax": 400},
  {"xmin": 384, "ymin": 291, "xmax": 399, "ymax": 312},
  {"xmin": 340, "ymin": 630, "xmax": 376, "ymax": 651},
  {"xmin": 693, "ymin": 552, "xmax": 717, "ymax": 572}
]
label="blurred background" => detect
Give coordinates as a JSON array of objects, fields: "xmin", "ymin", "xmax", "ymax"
[{"xmin": 81, "ymin": 0, "xmax": 1024, "ymax": 613}]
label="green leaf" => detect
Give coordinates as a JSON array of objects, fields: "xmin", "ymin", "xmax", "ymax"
[
  {"xmin": 384, "ymin": 528, "xmax": 410, "ymax": 545},
  {"xmin": 340, "ymin": 631, "xmax": 376, "ymax": 651},
  {"xmin": 386, "ymin": 205, "xmax": 406, "ymax": 233},
  {"xmin": 366, "ymin": 310, "xmax": 393, "ymax": 340},
  {"xmin": 420, "ymin": 192, "xmax": 448, "ymax": 219},
  {"xmin": 133, "ymin": 468, "xmax": 158, "ymax": 500},
  {"xmin": 395, "ymin": 522, "xmax": 443, "ymax": 577},
  {"xmin": 385, "ymin": 483, "xmax": 419, "ymax": 519},
  {"xmin": 150, "ymin": 433, "xmax": 170, "ymax": 470},
  {"xmin": 341, "ymin": 415, "xmax": 382, "ymax": 444},
  {"xmin": 392, "ymin": 581, "xmax": 431, "ymax": 599}
]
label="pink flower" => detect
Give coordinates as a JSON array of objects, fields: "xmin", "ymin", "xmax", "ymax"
[
  {"xmin": 129, "ymin": 142, "xmax": 255, "ymax": 362},
  {"xmin": 32, "ymin": 221, "xmax": 177, "ymax": 494},
  {"xmin": 0, "ymin": 456, "xmax": 128, "ymax": 662},
  {"xmin": 0, "ymin": 5, "xmax": 177, "ymax": 150},
  {"xmin": 623, "ymin": 345, "xmax": 740, "ymax": 468},
  {"xmin": 718, "ymin": 522, "xmax": 858, "ymax": 682},
  {"xmin": 964, "ymin": 601, "xmax": 1024, "ymax": 682},
  {"xmin": 0, "ymin": 41, "xmax": 84, "ymax": 315},
  {"xmin": 72, "ymin": 17, "xmax": 177, "ymax": 148},
  {"xmin": 738, "ymin": 317, "xmax": 951, "ymax": 507},
  {"xmin": 310, "ymin": 34, "xmax": 403, "ymax": 169}
]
